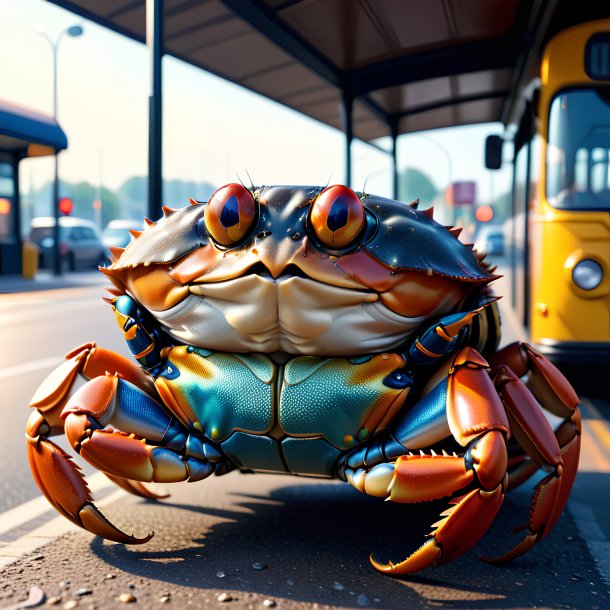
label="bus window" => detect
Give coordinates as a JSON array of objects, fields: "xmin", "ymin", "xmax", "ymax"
[{"xmin": 547, "ymin": 88, "xmax": 610, "ymax": 209}]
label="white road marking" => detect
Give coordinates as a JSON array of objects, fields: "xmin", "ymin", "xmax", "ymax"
[
  {"xmin": 0, "ymin": 472, "xmax": 110, "ymax": 537},
  {"xmin": 0, "ymin": 357, "xmax": 63, "ymax": 381},
  {"xmin": 0, "ymin": 489, "xmax": 126, "ymax": 569},
  {"xmin": 0, "ymin": 298, "xmax": 104, "ymax": 327},
  {"xmin": 569, "ymin": 502, "xmax": 610, "ymax": 587}
]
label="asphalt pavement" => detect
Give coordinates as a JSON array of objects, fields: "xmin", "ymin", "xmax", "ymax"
[{"xmin": 0, "ymin": 265, "xmax": 609, "ymax": 609}]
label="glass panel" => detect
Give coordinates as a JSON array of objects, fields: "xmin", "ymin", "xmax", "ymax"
[{"xmin": 547, "ymin": 88, "xmax": 610, "ymax": 209}]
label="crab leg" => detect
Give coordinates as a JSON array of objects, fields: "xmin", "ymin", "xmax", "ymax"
[
  {"xmin": 27, "ymin": 348, "xmax": 224, "ymax": 543},
  {"xmin": 346, "ymin": 348, "xmax": 511, "ymax": 574},
  {"xmin": 26, "ymin": 409, "xmax": 154, "ymax": 544},
  {"xmin": 27, "ymin": 342, "xmax": 166, "ymax": 500},
  {"xmin": 484, "ymin": 343, "xmax": 581, "ymax": 563}
]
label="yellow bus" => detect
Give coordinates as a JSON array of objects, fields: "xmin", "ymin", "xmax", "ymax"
[{"xmin": 502, "ymin": 19, "xmax": 610, "ymax": 363}]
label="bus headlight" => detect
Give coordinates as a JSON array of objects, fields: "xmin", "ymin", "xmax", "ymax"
[{"xmin": 572, "ymin": 259, "xmax": 603, "ymax": 290}]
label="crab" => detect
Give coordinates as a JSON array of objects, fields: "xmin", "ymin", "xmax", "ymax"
[{"xmin": 26, "ymin": 184, "xmax": 581, "ymax": 575}]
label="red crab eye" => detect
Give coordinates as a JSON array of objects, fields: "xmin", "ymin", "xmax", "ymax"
[
  {"xmin": 309, "ymin": 185, "xmax": 365, "ymax": 249},
  {"xmin": 204, "ymin": 183, "xmax": 257, "ymax": 246}
]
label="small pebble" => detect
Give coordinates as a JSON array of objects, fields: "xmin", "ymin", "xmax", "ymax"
[
  {"xmin": 76, "ymin": 588, "xmax": 92, "ymax": 597},
  {"xmin": 262, "ymin": 601, "xmax": 276, "ymax": 608},
  {"xmin": 47, "ymin": 596, "xmax": 62, "ymax": 606},
  {"xmin": 333, "ymin": 582, "xmax": 345, "ymax": 591},
  {"xmin": 104, "ymin": 574, "xmax": 116, "ymax": 581},
  {"xmin": 217, "ymin": 593, "xmax": 232, "ymax": 602},
  {"xmin": 32, "ymin": 554, "xmax": 45, "ymax": 561},
  {"xmin": 252, "ymin": 563, "xmax": 267, "ymax": 571},
  {"xmin": 286, "ymin": 580, "xmax": 294, "ymax": 586},
  {"xmin": 216, "ymin": 572, "xmax": 225, "ymax": 578},
  {"xmin": 59, "ymin": 581, "xmax": 70, "ymax": 590},
  {"xmin": 160, "ymin": 595, "xmax": 170, "ymax": 603},
  {"xmin": 63, "ymin": 602, "xmax": 77, "ymax": 610},
  {"xmin": 357, "ymin": 593, "xmax": 369, "ymax": 607},
  {"xmin": 119, "ymin": 593, "xmax": 137, "ymax": 603}
]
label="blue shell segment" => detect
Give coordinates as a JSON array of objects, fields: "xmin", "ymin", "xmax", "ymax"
[
  {"xmin": 115, "ymin": 379, "xmax": 172, "ymax": 442},
  {"xmin": 393, "ymin": 379, "xmax": 448, "ymax": 448},
  {"xmin": 221, "ymin": 433, "xmax": 285, "ymax": 472},
  {"xmin": 281, "ymin": 438, "xmax": 340, "ymax": 477}
]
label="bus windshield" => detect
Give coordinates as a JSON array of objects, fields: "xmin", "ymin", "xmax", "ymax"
[{"xmin": 547, "ymin": 87, "xmax": 610, "ymax": 210}]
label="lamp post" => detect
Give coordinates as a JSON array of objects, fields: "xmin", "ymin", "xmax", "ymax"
[{"xmin": 33, "ymin": 24, "xmax": 84, "ymax": 275}]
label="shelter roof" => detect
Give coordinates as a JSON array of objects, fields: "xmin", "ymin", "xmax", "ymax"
[
  {"xmin": 0, "ymin": 98, "xmax": 68, "ymax": 155},
  {"xmin": 48, "ymin": 0, "xmax": 608, "ymax": 140}
]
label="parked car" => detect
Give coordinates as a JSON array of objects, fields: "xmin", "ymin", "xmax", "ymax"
[
  {"xmin": 30, "ymin": 217, "xmax": 106, "ymax": 271},
  {"xmin": 474, "ymin": 224, "xmax": 504, "ymax": 257},
  {"xmin": 102, "ymin": 219, "xmax": 143, "ymax": 250}
]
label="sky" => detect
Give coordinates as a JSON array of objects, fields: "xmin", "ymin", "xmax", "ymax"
[{"xmin": 0, "ymin": 0, "xmax": 511, "ymax": 210}]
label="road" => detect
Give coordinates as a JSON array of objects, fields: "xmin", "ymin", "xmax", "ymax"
[{"xmin": 0, "ymin": 275, "xmax": 609, "ymax": 609}]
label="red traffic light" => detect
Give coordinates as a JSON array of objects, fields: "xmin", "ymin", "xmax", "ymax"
[
  {"xmin": 59, "ymin": 197, "xmax": 73, "ymax": 215},
  {"xmin": 475, "ymin": 205, "xmax": 494, "ymax": 223}
]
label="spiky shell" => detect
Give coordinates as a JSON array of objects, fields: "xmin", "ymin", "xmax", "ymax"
[{"xmin": 106, "ymin": 186, "xmax": 496, "ymax": 284}]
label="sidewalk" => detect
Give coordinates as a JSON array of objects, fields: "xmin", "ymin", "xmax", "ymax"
[{"xmin": 0, "ymin": 270, "xmax": 106, "ymax": 294}]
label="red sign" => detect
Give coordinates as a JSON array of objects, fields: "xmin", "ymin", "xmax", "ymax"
[
  {"xmin": 451, "ymin": 181, "xmax": 476, "ymax": 205},
  {"xmin": 59, "ymin": 197, "xmax": 73, "ymax": 215}
]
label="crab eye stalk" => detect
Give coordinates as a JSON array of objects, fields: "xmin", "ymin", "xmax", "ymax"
[
  {"xmin": 204, "ymin": 183, "xmax": 257, "ymax": 246},
  {"xmin": 309, "ymin": 185, "xmax": 365, "ymax": 249}
]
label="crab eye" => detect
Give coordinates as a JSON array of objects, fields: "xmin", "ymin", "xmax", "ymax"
[
  {"xmin": 204, "ymin": 183, "xmax": 257, "ymax": 246},
  {"xmin": 309, "ymin": 185, "xmax": 365, "ymax": 249}
]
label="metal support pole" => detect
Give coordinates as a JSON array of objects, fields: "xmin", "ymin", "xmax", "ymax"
[
  {"xmin": 342, "ymin": 88, "xmax": 353, "ymax": 188},
  {"xmin": 390, "ymin": 119, "xmax": 398, "ymax": 199},
  {"xmin": 147, "ymin": 0, "xmax": 163, "ymax": 221},
  {"xmin": 52, "ymin": 43, "xmax": 61, "ymax": 276}
]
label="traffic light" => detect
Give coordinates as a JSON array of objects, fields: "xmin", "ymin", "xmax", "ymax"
[{"xmin": 59, "ymin": 197, "xmax": 73, "ymax": 215}]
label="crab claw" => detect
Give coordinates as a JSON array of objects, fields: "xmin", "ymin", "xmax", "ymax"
[
  {"xmin": 26, "ymin": 412, "xmax": 152, "ymax": 544},
  {"xmin": 366, "ymin": 428, "xmax": 508, "ymax": 574},
  {"xmin": 370, "ymin": 485, "xmax": 504, "ymax": 574}
]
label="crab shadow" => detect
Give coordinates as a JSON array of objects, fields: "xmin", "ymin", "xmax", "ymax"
[{"xmin": 88, "ymin": 473, "xmax": 604, "ymax": 609}]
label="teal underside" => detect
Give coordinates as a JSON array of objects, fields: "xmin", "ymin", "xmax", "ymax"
[
  {"xmin": 219, "ymin": 432, "xmax": 341, "ymax": 476},
  {"xmin": 159, "ymin": 347, "xmax": 408, "ymax": 477}
]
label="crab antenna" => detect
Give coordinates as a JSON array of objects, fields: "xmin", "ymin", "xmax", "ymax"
[
  {"xmin": 362, "ymin": 175, "xmax": 369, "ymax": 197},
  {"xmin": 245, "ymin": 169, "xmax": 256, "ymax": 191},
  {"xmin": 236, "ymin": 172, "xmax": 247, "ymax": 190}
]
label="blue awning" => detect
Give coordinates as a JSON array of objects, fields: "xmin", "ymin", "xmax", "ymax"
[{"xmin": 0, "ymin": 98, "xmax": 68, "ymax": 155}]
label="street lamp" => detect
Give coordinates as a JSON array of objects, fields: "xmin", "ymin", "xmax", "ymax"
[{"xmin": 33, "ymin": 23, "xmax": 84, "ymax": 275}]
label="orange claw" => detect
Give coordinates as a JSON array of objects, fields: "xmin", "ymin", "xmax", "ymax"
[
  {"xmin": 26, "ymin": 413, "xmax": 152, "ymax": 544},
  {"xmin": 371, "ymin": 485, "xmax": 504, "ymax": 574}
]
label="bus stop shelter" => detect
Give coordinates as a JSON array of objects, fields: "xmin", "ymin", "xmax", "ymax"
[
  {"xmin": 0, "ymin": 99, "xmax": 67, "ymax": 275},
  {"xmin": 48, "ymin": 0, "xmax": 608, "ymax": 220}
]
